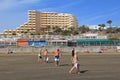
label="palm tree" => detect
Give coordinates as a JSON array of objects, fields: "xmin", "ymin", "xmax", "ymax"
[{"xmin": 107, "ymin": 20, "xmax": 112, "ymax": 27}]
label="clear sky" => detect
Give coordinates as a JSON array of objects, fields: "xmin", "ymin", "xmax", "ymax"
[{"xmin": 0, "ymin": 0, "xmax": 120, "ymax": 32}]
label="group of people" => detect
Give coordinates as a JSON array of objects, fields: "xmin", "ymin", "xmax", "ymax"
[
  {"xmin": 38, "ymin": 48, "xmax": 49, "ymax": 63},
  {"xmin": 37, "ymin": 47, "xmax": 80, "ymax": 75}
]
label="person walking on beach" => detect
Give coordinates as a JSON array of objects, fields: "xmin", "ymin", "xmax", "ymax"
[
  {"xmin": 38, "ymin": 48, "xmax": 43, "ymax": 63},
  {"xmin": 69, "ymin": 52, "xmax": 80, "ymax": 75},
  {"xmin": 43, "ymin": 49, "xmax": 49, "ymax": 63},
  {"xmin": 54, "ymin": 48, "xmax": 61, "ymax": 66},
  {"xmin": 71, "ymin": 48, "xmax": 77, "ymax": 66}
]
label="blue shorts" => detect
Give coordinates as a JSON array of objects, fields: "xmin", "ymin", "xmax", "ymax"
[{"xmin": 54, "ymin": 56, "xmax": 60, "ymax": 61}]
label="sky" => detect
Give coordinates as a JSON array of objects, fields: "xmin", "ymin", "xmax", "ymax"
[{"xmin": 0, "ymin": 0, "xmax": 120, "ymax": 32}]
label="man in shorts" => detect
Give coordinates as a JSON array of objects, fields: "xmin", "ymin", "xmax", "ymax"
[{"xmin": 54, "ymin": 49, "xmax": 60, "ymax": 66}]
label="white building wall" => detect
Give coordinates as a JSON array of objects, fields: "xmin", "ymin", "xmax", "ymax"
[{"xmin": 87, "ymin": 25, "xmax": 108, "ymax": 30}]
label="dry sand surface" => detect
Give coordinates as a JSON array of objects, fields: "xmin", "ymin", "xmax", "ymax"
[{"xmin": 0, "ymin": 53, "xmax": 120, "ymax": 80}]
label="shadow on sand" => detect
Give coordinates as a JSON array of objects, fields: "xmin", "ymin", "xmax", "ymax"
[
  {"xmin": 60, "ymin": 64, "xmax": 71, "ymax": 66},
  {"xmin": 80, "ymin": 70, "xmax": 88, "ymax": 73}
]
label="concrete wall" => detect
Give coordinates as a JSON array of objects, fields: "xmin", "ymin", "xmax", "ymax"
[
  {"xmin": 0, "ymin": 46, "xmax": 118, "ymax": 54},
  {"xmin": 0, "ymin": 46, "xmax": 101, "ymax": 53}
]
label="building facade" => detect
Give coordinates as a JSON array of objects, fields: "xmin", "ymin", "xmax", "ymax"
[
  {"xmin": 87, "ymin": 25, "xmax": 108, "ymax": 30},
  {"xmin": 3, "ymin": 10, "xmax": 78, "ymax": 35}
]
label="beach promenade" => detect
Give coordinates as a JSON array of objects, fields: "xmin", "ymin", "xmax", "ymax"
[{"xmin": 0, "ymin": 54, "xmax": 120, "ymax": 80}]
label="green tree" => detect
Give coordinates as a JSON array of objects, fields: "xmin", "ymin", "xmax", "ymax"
[
  {"xmin": 73, "ymin": 27, "xmax": 79, "ymax": 35},
  {"xmin": 106, "ymin": 27, "xmax": 113, "ymax": 33},
  {"xmin": 106, "ymin": 27, "xmax": 118, "ymax": 33},
  {"xmin": 107, "ymin": 20, "xmax": 112, "ymax": 27},
  {"xmin": 79, "ymin": 25, "xmax": 89, "ymax": 33},
  {"xmin": 108, "ymin": 37, "xmax": 119, "ymax": 40},
  {"xmin": 68, "ymin": 26, "xmax": 79, "ymax": 35},
  {"xmin": 68, "ymin": 27, "xmax": 75, "ymax": 31},
  {"xmin": 98, "ymin": 24, "xmax": 106, "ymax": 31},
  {"xmin": 115, "ymin": 27, "xmax": 120, "ymax": 33},
  {"xmin": 53, "ymin": 26, "xmax": 63, "ymax": 35},
  {"xmin": 62, "ymin": 30, "xmax": 72, "ymax": 36}
]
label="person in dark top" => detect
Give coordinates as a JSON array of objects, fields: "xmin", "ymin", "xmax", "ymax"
[
  {"xmin": 71, "ymin": 48, "xmax": 75, "ymax": 66},
  {"xmin": 72, "ymin": 48, "xmax": 75, "ymax": 60},
  {"xmin": 72, "ymin": 48, "xmax": 75, "ymax": 58},
  {"xmin": 38, "ymin": 48, "xmax": 43, "ymax": 63}
]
